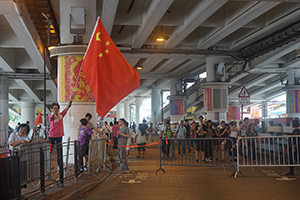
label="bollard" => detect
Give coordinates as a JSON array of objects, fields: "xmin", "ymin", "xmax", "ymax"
[{"xmin": 39, "ymin": 147, "xmax": 45, "ymax": 195}]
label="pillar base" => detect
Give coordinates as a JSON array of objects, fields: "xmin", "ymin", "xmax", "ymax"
[{"xmin": 60, "ymin": 101, "xmax": 96, "ymax": 164}]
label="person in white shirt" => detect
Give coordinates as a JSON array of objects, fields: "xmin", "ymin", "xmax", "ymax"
[
  {"xmin": 175, "ymin": 120, "xmax": 187, "ymax": 155},
  {"xmin": 8, "ymin": 123, "xmax": 31, "ymax": 151}
]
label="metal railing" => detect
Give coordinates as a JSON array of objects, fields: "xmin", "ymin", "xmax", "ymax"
[
  {"xmin": 235, "ymin": 135, "xmax": 300, "ymax": 177},
  {"xmin": 156, "ymin": 138, "xmax": 235, "ymax": 176},
  {"xmin": 0, "ymin": 138, "xmax": 110, "ymax": 199}
]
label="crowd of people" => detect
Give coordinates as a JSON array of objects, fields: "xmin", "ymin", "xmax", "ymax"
[{"xmin": 159, "ymin": 116, "xmax": 262, "ymax": 163}]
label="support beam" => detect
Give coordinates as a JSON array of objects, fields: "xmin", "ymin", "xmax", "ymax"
[
  {"xmin": 166, "ymin": 0, "xmax": 228, "ymax": 49},
  {"xmin": 250, "ymin": 38, "xmax": 300, "ymax": 68},
  {"xmin": 199, "ymin": 1, "xmax": 280, "ymax": 50},
  {"xmin": 101, "ymin": 0, "xmax": 119, "ymax": 36},
  {"xmin": 15, "ymin": 80, "xmax": 41, "ymax": 102},
  {"xmin": 229, "ymin": 74, "xmax": 277, "ymax": 96},
  {"xmin": 132, "ymin": 0, "xmax": 174, "ymax": 48}
]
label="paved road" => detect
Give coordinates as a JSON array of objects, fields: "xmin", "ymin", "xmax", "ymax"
[{"xmin": 76, "ymin": 142, "xmax": 300, "ymax": 200}]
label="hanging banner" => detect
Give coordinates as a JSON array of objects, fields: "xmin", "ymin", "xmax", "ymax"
[
  {"xmin": 204, "ymin": 88, "xmax": 212, "ymax": 111},
  {"xmin": 170, "ymin": 99, "xmax": 184, "ymax": 115},
  {"xmin": 226, "ymin": 106, "xmax": 240, "ymax": 120}
]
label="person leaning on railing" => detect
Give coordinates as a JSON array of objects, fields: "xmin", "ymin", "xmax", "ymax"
[
  {"xmin": 286, "ymin": 119, "xmax": 300, "ymax": 176},
  {"xmin": 8, "ymin": 124, "xmax": 31, "ymax": 151}
]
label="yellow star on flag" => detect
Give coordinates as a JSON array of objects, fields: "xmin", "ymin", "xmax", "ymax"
[
  {"xmin": 105, "ymin": 49, "xmax": 109, "ymax": 54},
  {"xmin": 106, "ymin": 41, "xmax": 110, "ymax": 46},
  {"xmin": 98, "ymin": 53, "xmax": 103, "ymax": 58},
  {"xmin": 96, "ymin": 32, "xmax": 101, "ymax": 41}
]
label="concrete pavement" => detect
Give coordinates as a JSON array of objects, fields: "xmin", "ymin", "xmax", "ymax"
[{"xmin": 75, "ymin": 141, "xmax": 300, "ymax": 200}]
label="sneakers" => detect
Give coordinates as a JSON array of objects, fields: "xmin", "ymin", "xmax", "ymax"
[
  {"xmin": 124, "ymin": 170, "xmax": 130, "ymax": 173},
  {"xmin": 83, "ymin": 166, "xmax": 88, "ymax": 171}
]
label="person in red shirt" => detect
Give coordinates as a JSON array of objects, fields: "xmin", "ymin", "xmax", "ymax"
[
  {"xmin": 48, "ymin": 95, "xmax": 74, "ymax": 169},
  {"xmin": 112, "ymin": 121, "xmax": 120, "ymax": 150}
]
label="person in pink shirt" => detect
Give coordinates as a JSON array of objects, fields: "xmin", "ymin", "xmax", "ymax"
[
  {"xmin": 112, "ymin": 121, "xmax": 120, "ymax": 150},
  {"xmin": 48, "ymin": 95, "xmax": 74, "ymax": 169}
]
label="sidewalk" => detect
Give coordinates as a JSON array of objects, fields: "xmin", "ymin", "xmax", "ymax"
[{"xmin": 24, "ymin": 147, "xmax": 112, "ymax": 200}]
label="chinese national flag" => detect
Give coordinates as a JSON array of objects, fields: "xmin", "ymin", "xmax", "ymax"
[
  {"xmin": 81, "ymin": 17, "xmax": 140, "ymax": 118},
  {"xmin": 35, "ymin": 112, "xmax": 43, "ymax": 127}
]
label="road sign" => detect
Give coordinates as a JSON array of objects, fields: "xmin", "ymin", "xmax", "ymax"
[
  {"xmin": 238, "ymin": 86, "xmax": 250, "ymax": 98},
  {"xmin": 239, "ymin": 97, "xmax": 250, "ymax": 105}
]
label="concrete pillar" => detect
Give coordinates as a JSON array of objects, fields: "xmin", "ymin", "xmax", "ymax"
[
  {"xmin": 47, "ymin": 0, "xmax": 98, "ymax": 164},
  {"xmin": 261, "ymin": 101, "xmax": 268, "ymax": 132},
  {"xmin": 170, "ymin": 78, "xmax": 182, "ymax": 96},
  {"xmin": 203, "ymin": 56, "xmax": 229, "ymax": 122},
  {"xmin": 135, "ymin": 98, "xmax": 143, "ymax": 125},
  {"xmin": 151, "ymin": 88, "xmax": 161, "ymax": 125},
  {"xmin": 116, "ymin": 104, "xmax": 122, "ymax": 119},
  {"xmin": 124, "ymin": 101, "xmax": 130, "ymax": 122},
  {"xmin": 21, "ymin": 102, "xmax": 35, "ymax": 128},
  {"xmin": 0, "ymin": 76, "xmax": 8, "ymax": 144}
]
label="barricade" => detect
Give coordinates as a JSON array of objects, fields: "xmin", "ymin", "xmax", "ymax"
[
  {"xmin": 18, "ymin": 141, "xmax": 51, "ymax": 186},
  {"xmin": 0, "ymin": 151, "xmax": 21, "ymax": 200},
  {"xmin": 77, "ymin": 138, "xmax": 108, "ymax": 180},
  {"xmin": 235, "ymin": 135, "xmax": 300, "ymax": 177},
  {"xmin": 156, "ymin": 138, "xmax": 235, "ymax": 176}
]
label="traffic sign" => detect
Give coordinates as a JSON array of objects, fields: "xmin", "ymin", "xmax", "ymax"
[
  {"xmin": 238, "ymin": 86, "xmax": 250, "ymax": 98},
  {"xmin": 239, "ymin": 97, "xmax": 250, "ymax": 105}
]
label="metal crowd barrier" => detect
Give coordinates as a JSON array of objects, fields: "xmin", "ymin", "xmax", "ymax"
[
  {"xmin": 235, "ymin": 135, "xmax": 300, "ymax": 177},
  {"xmin": 156, "ymin": 138, "xmax": 235, "ymax": 176},
  {"xmin": 0, "ymin": 151, "xmax": 21, "ymax": 200},
  {"xmin": 77, "ymin": 138, "xmax": 109, "ymax": 180}
]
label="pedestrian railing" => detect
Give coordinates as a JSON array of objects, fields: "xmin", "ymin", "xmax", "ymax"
[
  {"xmin": 156, "ymin": 138, "xmax": 235, "ymax": 176},
  {"xmin": 77, "ymin": 138, "xmax": 109, "ymax": 180},
  {"xmin": 0, "ymin": 138, "xmax": 110, "ymax": 199},
  {"xmin": 235, "ymin": 135, "xmax": 300, "ymax": 177}
]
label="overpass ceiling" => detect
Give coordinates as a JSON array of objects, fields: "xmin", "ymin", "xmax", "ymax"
[{"xmin": 1, "ymin": 0, "xmax": 300, "ymax": 113}]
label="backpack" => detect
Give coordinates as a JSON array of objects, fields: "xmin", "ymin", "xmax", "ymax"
[{"xmin": 164, "ymin": 126, "xmax": 172, "ymax": 138}]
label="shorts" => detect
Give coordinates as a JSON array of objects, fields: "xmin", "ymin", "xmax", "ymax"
[
  {"xmin": 79, "ymin": 144, "xmax": 89, "ymax": 156},
  {"xmin": 196, "ymin": 135, "xmax": 205, "ymax": 151},
  {"xmin": 137, "ymin": 143, "xmax": 146, "ymax": 152}
]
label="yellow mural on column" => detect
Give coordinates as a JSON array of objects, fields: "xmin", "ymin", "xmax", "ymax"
[{"xmin": 58, "ymin": 56, "xmax": 95, "ymax": 102}]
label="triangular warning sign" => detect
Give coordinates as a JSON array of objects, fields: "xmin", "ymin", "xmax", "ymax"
[{"xmin": 238, "ymin": 86, "xmax": 250, "ymax": 98}]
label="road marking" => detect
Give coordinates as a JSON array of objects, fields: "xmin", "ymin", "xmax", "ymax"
[
  {"xmin": 276, "ymin": 176, "xmax": 296, "ymax": 181},
  {"xmin": 135, "ymin": 173, "xmax": 148, "ymax": 180},
  {"xmin": 121, "ymin": 179, "xmax": 141, "ymax": 184},
  {"xmin": 262, "ymin": 170, "xmax": 280, "ymax": 177}
]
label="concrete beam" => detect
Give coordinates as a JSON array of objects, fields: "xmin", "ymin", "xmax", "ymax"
[
  {"xmin": 199, "ymin": 1, "xmax": 280, "ymax": 49},
  {"xmin": 132, "ymin": 0, "xmax": 174, "ymax": 48},
  {"xmin": 15, "ymin": 79, "xmax": 41, "ymax": 102},
  {"xmin": 166, "ymin": 0, "xmax": 228, "ymax": 49},
  {"xmin": 101, "ymin": 0, "xmax": 119, "ymax": 36}
]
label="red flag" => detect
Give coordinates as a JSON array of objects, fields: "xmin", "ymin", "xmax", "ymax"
[
  {"xmin": 81, "ymin": 17, "xmax": 140, "ymax": 118},
  {"xmin": 35, "ymin": 112, "xmax": 43, "ymax": 127}
]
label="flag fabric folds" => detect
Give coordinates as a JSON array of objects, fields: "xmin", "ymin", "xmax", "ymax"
[
  {"xmin": 81, "ymin": 17, "xmax": 140, "ymax": 118},
  {"xmin": 34, "ymin": 112, "xmax": 43, "ymax": 127}
]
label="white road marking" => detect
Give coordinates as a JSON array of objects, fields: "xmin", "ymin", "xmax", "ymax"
[
  {"xmin": 276, "ymin": 176, "xmax": 296, "ymax": 181},
  {"xmin": 121, "ymin": 179, "xmax": 141, "ymax": 184}
]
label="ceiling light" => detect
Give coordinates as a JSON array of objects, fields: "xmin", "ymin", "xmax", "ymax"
[
  {"xmin": 48, "ymin": 46, "xmax": 56, "ymax": 51},
  {"xmin": 136, "ymin": 66, "xmax": 143, "ymax": 70},
  {"xmin": 156, "ymin": 36, "xmax": 169, "ymax": 42}
]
